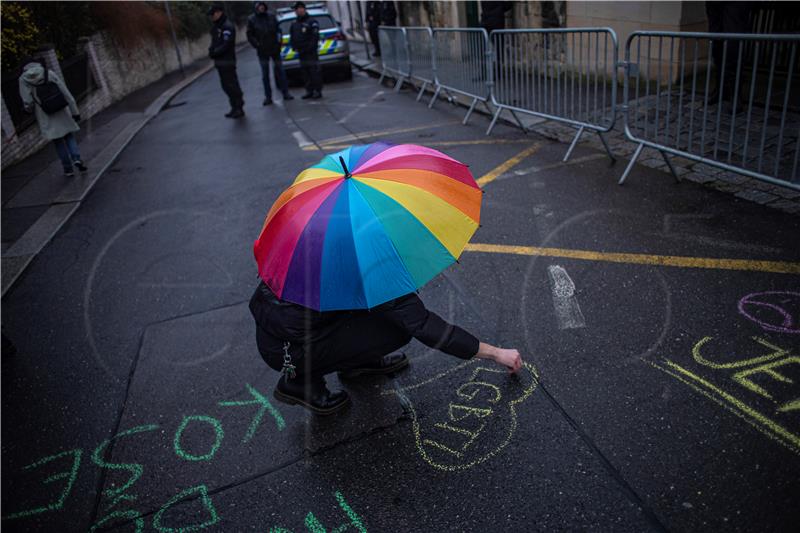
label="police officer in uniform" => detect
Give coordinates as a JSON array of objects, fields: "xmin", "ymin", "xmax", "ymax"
[
  {"xmin": 289, "ymin": 1, "xmax": 323, "ymax": 99},
  {"xmin": 208, "ymin": 2, "xmax": 245, "ymax": 118},
  {"xmin": 366, "ymin": 1, "xmax": 382, "ymax": 57},
  {"xmin": 247, "ymin": 1, "xmax": 294, "ymax": 105}
]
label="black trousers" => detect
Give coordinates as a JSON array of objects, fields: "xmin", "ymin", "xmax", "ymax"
[
  {"xmin": 216, "ymin": 65, "xmax": 244, "ymax": 110},
  {"xmin": 368, "ymin": 26, "xmax": 381, "ymax": 55},
  {"xmin": 299, "ymin": 54, "xmax": 323, "ymax": 94},
  {"xmin": 256, "ymin": 313, "xmax": 412, "ymax": 384}
]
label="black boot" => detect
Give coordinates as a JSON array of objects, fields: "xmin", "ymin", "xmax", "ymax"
[
  {"xmin": 227, "ymin": 108, "xmax": 245, "ymax": 119},
  {"xmin": 301, "ymin": 92, "xmax": 314, "ymax": 100},
  {"xmin": 283, "ymin": 92, "xmax": 295, "ymax": 101},
  {"xmin": 263, "ymin": 97, "xmax": 273, "ymax": 106},
  {"xmin": 338, "ymin": 353, "xmax": 409, "ymax": 379},
  {"xmin": 274, "ymin": 375, "xmax": 350, "ymax": 415},
  {"xmin": 311, "ymin": 91, "xmax": 322, "ymax": 99}
]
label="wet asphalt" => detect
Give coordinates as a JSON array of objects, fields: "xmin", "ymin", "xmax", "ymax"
[{"xmin": 2, "ymin": 47, "xmax": 799, "ymax": 532}]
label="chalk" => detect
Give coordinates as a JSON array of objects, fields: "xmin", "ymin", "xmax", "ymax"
[
  {"xmin": 153, "ymin": 484, "xmax": 220, "ymax": 533},
  {"xmin": 692, "ymin": 336, "xmax": 789, "ymax": 370},
  {"xmin": 219, "ymin": 383, "xmax": 286, "ymax": 443},
  {"xmin": 333, "ymin": 491, "xmax": 367, "ymax": 533},
  {"xmin": 88, "ymin": 510, "xmax": 143, "ymax": 532},
  {"xmin": 397, "ymin": 361, "xmax": 540, "ymax": 472},
  {"xmin": 738, "ymin": 291, "xmax": 800, "ymax": 334},
  {"xmin": 2, "ymin": 449, "xmax": 83, "ymax": 520},
  {"xmin": 547, "ymin": 265, "xmax": 586, "ymax": 330},
  {"xmin": 91, "ymin": 424, "xmax": 159, "ymax": 501},
  {"xmin": 173, "ymin": 415, "xmax": 224, "ymax": 462}
]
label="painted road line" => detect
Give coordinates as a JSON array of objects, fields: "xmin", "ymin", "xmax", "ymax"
[
  {"xmin": 292, "ymin": 131, "xmax": 314, "ymax": 149},
  {"xmin": 509, "ymin": 153, "xmax": 607, "ymax": 178},
  {"xmin": 476, "ymin": 143, "xmax": 544, "ymax": 187},
  {"xmin": 336, "ymin": 90, "xmax": 385, "ymax": 124},
  {"xmin": 320, "ymin": 138, "xmax": 533, "ymax": 151},
  {"xmin": 315, "ymin": 120, "xmax": 461, "ymax": 147},
  {"xmin": 647, "ymin": 359, "xmax": 800, "ymax": 455},
  {"xmin": 464, "ymin": 243, "xmax": 800, "ymax": 275},
  {"xmin": 547, "ymin": 265, "xmax": 586, "ymax": 329}
]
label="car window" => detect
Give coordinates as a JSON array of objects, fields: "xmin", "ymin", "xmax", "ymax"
[{"xmin": 279, "ymin": 15, "xmax": 336, "ymax": 35}]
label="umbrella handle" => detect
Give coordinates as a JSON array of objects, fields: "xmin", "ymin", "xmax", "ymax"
[{"xmin": 338, "ymin": 156, "xmax": 351, "ymax": 179}]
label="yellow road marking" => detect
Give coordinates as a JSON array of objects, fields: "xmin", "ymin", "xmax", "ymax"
[
  {"xmin": 320, "ymin": 138, "xmax": 532, "ymax": 151},
  {"xmin": 464, "ymin": 242, "xmax": 800, "ymax": 274},
  {"xmin": 476, "ymin": 143, "xmax": 544, "ymax": 187},
  {"xmin": 315, "ymin": 120, "xmax": 461, "ymax": 148},
  {"xmin": 648, "ymin": 359, "xmax": 800, "ymax": 454}
]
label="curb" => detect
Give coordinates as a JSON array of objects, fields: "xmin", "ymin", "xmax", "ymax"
[{"xmin": 1, "ymin": 62, "xmax": 215, "ymax": 297}]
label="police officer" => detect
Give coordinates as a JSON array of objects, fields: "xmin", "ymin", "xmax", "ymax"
[
  {"xmin": 289, "ymin": 1, "xmax": 323, "ymax": 99},
  {"xmin": 366, "ymin": 1, "xmax": 381, "ymax": 57},
  {"xmin": 380, "ymin": 1, "xmax": 397, "ymax": 27},
  {"xmin": 247, "ymin": 1, "xmax": 294, "ymax": 105},
  {"xmin": 208, "ymin": 2, "xmax": 244, "ymax": 118}
]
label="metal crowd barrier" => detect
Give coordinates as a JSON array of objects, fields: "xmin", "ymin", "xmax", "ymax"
[
  {"xmin": 489, "ymin": 28, "xmax": 619, "ymax": 161},
  {"xmin": 378, "ymin": 26, "xmax": 411, "ymax": 91},
  {"xmin": 404, "ymin": 27, "xmax": 436, "ymax": 102},
  {"xmin": 430, "ymin": 28, "xmax": 493, "ymax": 125},
  {"xmin": 620, "ymin": 31, "xmax": 800, "ymax": 190}
]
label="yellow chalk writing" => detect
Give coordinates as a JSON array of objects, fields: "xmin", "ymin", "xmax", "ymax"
[{"xmin": 692, "ymin": 336, "xmax": 789, "ymax": 369}]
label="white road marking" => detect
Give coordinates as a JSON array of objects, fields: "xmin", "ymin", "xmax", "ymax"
[
  {"xmin": 511, "ymin": 153, "xmax": 606, "ymax": 178},
  {"xmin": 336, "ymin": 90, "xmax": 385, "ymax": 124},
  {"xmin": 547, "ymin": 265, "xmax": 586, "ymax": 330},
  {"xmin": 292, "ymin": 130, "xmax": 314, "ymax": 148}
]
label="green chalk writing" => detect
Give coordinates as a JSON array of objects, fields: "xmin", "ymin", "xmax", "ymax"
[
  {"xmin": 267, "ymin": 491, "xmax": 367, "ymax": 532},
  {"xmin": 334, "ymin": 491, "xmax": 367, "ymax": 533},
  {"xmin": 91, "ymin": 424, "xmax": 159, "ymax": 500},
  {"xmin": 305, "ymin": 512, "xmax": 326, "ymax": 533},
  {"xmin": 173, "ymin": 415, "xmax": 224, "ymax": 462},
  {"xmin": 105, "ymin": 492, "xmax": 137, "ymax": 512},
  {"xmin": 88, "ymin": 509, "xmax": 144, "ymax": 533},
  {"xmin": 219, "ymin": 383, "xmax": 286, "ymax": 442},
  {"xmin": 2, "ymin": 449, "xmax": 82, "ymax": 520},
  {"xmin": 153, "ymin": 484, "xmax": 220, "ymax": 533}
]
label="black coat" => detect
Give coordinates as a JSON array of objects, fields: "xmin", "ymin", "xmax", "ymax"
[
  {"xmin": 247, "ymin": 11, "xmax": 281, "ymax": 58},
  {"xmin": 289, "ymin": 14, "xmax": 320, "ymax": 58},
  {"xmin": 249, "ymin": 282, "xmax": 479, "ymax": 360},
  {"xmin": 380, "ymin": 1, "xmax": 397, "ymax": 26},
  {"xmin": 209, "ymin": 14, "xmax": 237, "ymax": 66},
  {"xmin": 366, "ymin": 1, "xmax": 381, "ymax": 30},
  {"xmin": 480, "ymin": 1, "xmax": 512, "ymax": 32}
]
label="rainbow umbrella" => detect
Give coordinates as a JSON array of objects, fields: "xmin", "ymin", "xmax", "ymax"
[{"xmin": 254, "ymin": 142, "xmax": 482, "ymax": 311}]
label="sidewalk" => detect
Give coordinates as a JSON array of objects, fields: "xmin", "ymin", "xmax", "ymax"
[
  {"xmin": 350, "ymin": 48, "xmax": 800, "ymax": 215},
  {"xmin": 1, "ymin": 59, "xmax": 214, "ymax": 295}
]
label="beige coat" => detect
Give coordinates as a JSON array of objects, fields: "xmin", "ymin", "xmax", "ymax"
[{"xmin": 18, "ymin": 62, "xmax": 80, "ymax": 140}]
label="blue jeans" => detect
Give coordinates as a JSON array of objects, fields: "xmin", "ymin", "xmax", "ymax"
[
  {"xmin": 53, "ymin": 133, "xmax": 81, "ymax": 171},
  {"xmin": 259, "ymin": 55, "xmax": 289, "ymax": 99}
]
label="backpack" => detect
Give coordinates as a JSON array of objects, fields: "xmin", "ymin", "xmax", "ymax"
[{"xmin": 34, "ymin": 69, "xmax": 69, "ymax": 115}]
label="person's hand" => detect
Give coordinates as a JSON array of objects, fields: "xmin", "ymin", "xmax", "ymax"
[
  {"xmin": 476, "ymin": 342, "xmax": 523, "ymax": 374},
  {"xmin": 493, "ymin": 347, "xmax": 522, "ymax": 374}
]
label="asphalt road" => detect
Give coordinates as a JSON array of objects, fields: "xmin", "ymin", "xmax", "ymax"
[{"xmin": 2, "ymin": 47, "xmax": 800, "ymax": 532}]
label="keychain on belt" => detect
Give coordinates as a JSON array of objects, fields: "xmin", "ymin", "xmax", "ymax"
[{"xmin": 282, "ymin": 341, "xmax": 296, "ymax": 379}]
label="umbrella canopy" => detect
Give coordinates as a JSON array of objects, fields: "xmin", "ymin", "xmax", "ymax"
[{"xmin": 254, "ymin": 142, "xmax": 482, "ymax": 311}]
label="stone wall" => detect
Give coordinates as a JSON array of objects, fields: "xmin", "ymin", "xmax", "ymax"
[{"xmin": 1, "ymin": 25, "xmax": 246, "ymax": 169}]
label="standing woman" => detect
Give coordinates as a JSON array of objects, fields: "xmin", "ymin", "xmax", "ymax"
[{"xmin": 18, "ymin": 59, "xmax": 87, "ymax": 177}]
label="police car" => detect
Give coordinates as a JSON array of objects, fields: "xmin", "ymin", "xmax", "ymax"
[{"xmin": 277, "ymin": 3, "xmax": 352, "ymax": 81}]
